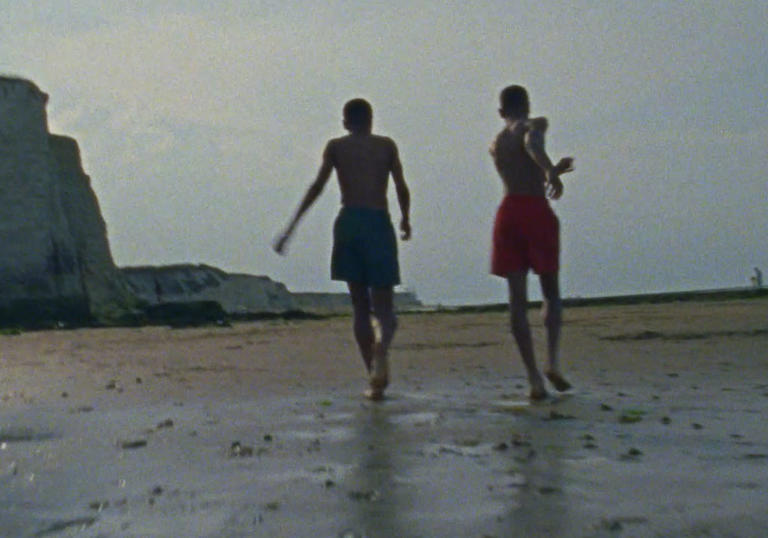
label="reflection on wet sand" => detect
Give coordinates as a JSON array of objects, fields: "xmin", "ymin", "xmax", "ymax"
[{"xmin": 340, "ymin": 404, "xmax": 410, "ymax": 538}]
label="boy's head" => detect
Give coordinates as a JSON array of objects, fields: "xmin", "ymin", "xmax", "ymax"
[
  {"xmin": 343, "ymin": 98, "xmax": 373, "ymax": 132},
  {"xmin": 499, "ymin": 85, "xmax": 529, "ymax": 118}
]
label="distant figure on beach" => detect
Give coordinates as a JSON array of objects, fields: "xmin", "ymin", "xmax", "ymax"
[
  {"xmin": 274, "ymin": 98, "xmax": 411, "ymax": 400},
  {"xmin": 752, "ymin": 267, "xmax": 763, "ymax": 288},
  {"xmin": 489, "ymin": 85, "xmax": 574, "ymax": 400}
]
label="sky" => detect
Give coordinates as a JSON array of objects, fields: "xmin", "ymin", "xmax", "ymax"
[{"xmin": 3, "ymin": 0, "xmax": 767, "ymax": 305}]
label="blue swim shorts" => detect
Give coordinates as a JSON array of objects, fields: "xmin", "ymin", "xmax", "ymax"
[{"xmin": 331, "ymin": 206, "xmax": 401, "ymax": 287}]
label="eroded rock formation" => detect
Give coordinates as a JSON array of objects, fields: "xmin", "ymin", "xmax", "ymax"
[
  {"xmin": 121, "ymin": 264, "xmax": 296, "ymax": 314},
  {"xmin": 0, "ymin": 76, "xmax": 134, "ymax": 324}
]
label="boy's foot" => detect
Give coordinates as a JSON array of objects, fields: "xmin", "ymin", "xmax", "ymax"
[
  {"xmin": 545, "ymin": 370, "xmax": 572, "ymax": 392},
  {"xmin": 529, "ymin": 386, "xmax": 548, "ymax": 401},
  {"xmin": 364, "ymin": 386, "xmax": 386, "ymax": 401},
  {"xmin": 367, "ymin": 363, "xmax": 388, "ymax": 401}
]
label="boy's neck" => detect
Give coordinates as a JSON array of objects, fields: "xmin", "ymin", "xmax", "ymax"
[{"xmin": 504, "ymin": 113, "xmax": 528, "ymax": 126}]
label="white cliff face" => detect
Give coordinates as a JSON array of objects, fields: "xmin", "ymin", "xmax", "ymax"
[
  {"xmin": 0, "ymin": 78, "xmax": 84, "ymax": 306},
  {"xmin": 49, "ymin": 135, "xmax": 136, "ymax": 319},
  {"xmin": 0, "ymin": 76, "xmax": 132, "ymax": 323}
]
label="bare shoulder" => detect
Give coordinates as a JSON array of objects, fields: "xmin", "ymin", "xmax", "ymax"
[
  {"xmin": 372, "ymin": 134, "xmax": 397, "ymax": 149},
  {"xmin": 526, "ymin": 116, "xmax": 549, "ymax": 133}
]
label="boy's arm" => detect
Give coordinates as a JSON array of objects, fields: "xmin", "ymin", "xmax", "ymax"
[
  {"xmin": 390, "ymin": 140, "xmax": 411, "ymax": 240},
  {"xmin": 523, "ymin": 117, "xmax": 565, "ymax": 200},
  {"xmin": 273, "ymin": 143, "xmax": 334, "ymax": 255}
]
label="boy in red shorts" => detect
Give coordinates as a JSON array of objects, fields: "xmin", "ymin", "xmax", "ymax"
[
  {"xmin": 490, "ymin": 85, "xmax": 574, "ymax": 400},
  {"xmin": 274, "ymin": 98, "xmax": 411, "ymax": 400}
]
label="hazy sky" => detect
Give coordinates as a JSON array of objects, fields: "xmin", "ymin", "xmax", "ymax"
[{"xmin": 3, "ymin": 1, "xmax": 767, "ymax": 304}]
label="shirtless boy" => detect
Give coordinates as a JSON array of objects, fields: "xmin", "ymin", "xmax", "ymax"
[
  {"xmin": 489, "ymin": 85, "xmax": 574, "ymax": 400},
  {"xmin": 274, "ymin": 98, "xmax": 411, "ymax": 400}
]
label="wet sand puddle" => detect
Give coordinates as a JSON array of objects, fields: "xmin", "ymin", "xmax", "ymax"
[{"xmin": 1, "ymin": 384, "xmax": 767, "ymax": 537}]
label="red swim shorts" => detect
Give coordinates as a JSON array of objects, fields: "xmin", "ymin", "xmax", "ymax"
[{"xmin": 491, "ymin": 194, "xmax": 559, "ymax": 276}]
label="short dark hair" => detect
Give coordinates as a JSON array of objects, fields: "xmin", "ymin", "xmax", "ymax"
[
  {"xmin": 343, "ymin": 98, "xmax": 373, "ymax": 129},
  {"xmin": 499, "ymin": 85, "xmax": 529, "ymax": 117}
]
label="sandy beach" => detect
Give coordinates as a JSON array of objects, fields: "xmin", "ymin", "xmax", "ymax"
[{"xmin": 1, "ymin": 297, "xmax": 767, "ymax": 537}]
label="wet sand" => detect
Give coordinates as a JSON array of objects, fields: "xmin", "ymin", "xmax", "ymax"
[{"xmin": 1, "ymin": 298, "xmax": 767, "ymax": 537}]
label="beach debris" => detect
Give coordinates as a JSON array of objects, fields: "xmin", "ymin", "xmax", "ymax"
[
  {"xmin": 597, "ymin": 516, "xmax": 648, "ymax": 532},
  {"xmin": 324, "ymin": 479, "xmax": 336, "ymax": 488},
  {"xmin": 620, "ymin": 447, "xmax": 643, "ymax": 461},
  {"xmin": 741, "ymin": 453, "xmax": 768, "ymax": 460},
  {"xmin": 618, "ymin": 409, "xmax": 646, "ymax": 423},
  {"xmin": 119, "ymin": 439, "xmax": 148, "ymax": 450},
  {"xmin": 34, "ymin": 517, "xmax": 97, "ymax": 535},
  {"xmin": 71, "ymin": 405, "xmax": 94, "ymax": 413},
  {"xmin": 661, "ymin": 416, "xmax": 671, "ymax": 425},
  {"xmin": 544, "ymin": 410, "xmax": 575, "ymax": 421},
  {"xmin": 493, "ymin": 442, "xmax": 509, "ymax": 451},
  {"xmin": 538, "ymin": 486, "xmax": 562, "ymax": 495},
  {"xmin": 105, "ymin": 380, "xmax": 118, "ymax": 390},
  {"xmin": 511, "ymin": 433, "xmax": 532, "ymax": 447},
  {"xmin": 514, "ymin": 449, "xmax": 536, "ymax": 463},
  {"xmin": 151, "ymin": 486, "xmax": 164, "ymax": 496},
  {"xmin": 156, "ymin": 419, "xmax": 174, "ymax": 429},
  {"xmin": 581, "ymin": 433, "xmax": 598, "ymax": 449},
  {"xmin": 229, "ymin": 441, "xmax": 254, "ymax": 458},
  {"xmin": 692, "ymin": 423, "xmax": 703, "ymax": 430},
  {"xmin": 263, "ymin": 434, "xmax": 273, "ymax": 442},
  {"xmin": 348, "ymin": 489, "xmax": 380, "ymax": 502},
  {"xmin": 88, "ymin": 500, "xmax": 109, "ymax": 511},
  {"xmin": 600, "ymin": 403, "xmax": 614, "ymax": 411},
  {"xmin": 61, "ymin": 391, "xmax": 68, "ymax": 398},
  {"xmin": 136, "ymin": 377, "xmax": 143, "ymax": 384},
  {"xmin": 264, "ymin": 501, "xmax": 280, "ymax": 511}
]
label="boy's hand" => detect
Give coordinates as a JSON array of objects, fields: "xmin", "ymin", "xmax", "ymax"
[
  {"xmin": 555, "ymin": 157, "xmax": 574, "ymax": 174},
  {"xmin": 546, "ymin": 171, "xmax": 564, "ymax": 199},
  {"xmin": 400, "ymin": 219, "xmax": 411, "ymax": 241},
  {"xmin": 273, "ymin": 230, "xmax": 292, "ymax": 255}
]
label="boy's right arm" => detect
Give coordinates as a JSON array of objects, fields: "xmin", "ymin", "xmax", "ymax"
[
  {"xmin": 273, "ymin": 142, "xmax": 334, "ymax": 255},
  {"xmin": 523, "ymin": 118, "xmax": 567, "ymax": 200}
]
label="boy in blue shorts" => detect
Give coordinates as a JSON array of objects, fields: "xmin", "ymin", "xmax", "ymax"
[{"xmin": 274, "ymin": 98, "xmax": 411, "ymax": 400}]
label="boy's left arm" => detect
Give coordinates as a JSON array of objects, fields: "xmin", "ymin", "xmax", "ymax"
[{"xmin": 390, "ymin": 140, "xmax": 411, "ymax": 240}]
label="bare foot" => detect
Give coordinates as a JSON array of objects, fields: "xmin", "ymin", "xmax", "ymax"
[
  {"xmin": 545, "ymin": 370, "xmax": 572, "ymax": 392},
  {"xmin": 364, "ymin": 386, "xmax": 385, "ymax": 401}
]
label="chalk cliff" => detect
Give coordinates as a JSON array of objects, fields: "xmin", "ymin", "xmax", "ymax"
[
  {"xmin": 121, "ymin": 264, "xmax": 297, "ymax": 314},
  {"xmin": 0, "ymin": 76, "xmax": 134, "ymax": 324}
]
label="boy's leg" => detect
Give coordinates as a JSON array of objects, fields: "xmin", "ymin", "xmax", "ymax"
[
  {"xmin": 347, "ymin": 282, "xmax": 374, "ymax": 372},
  {"xmin": 539, "ymin": 272, "xmax": 571, "ymax": 391},
  {"xmin": 367, "ymin": 286, "xmax": 397, "ymax": 399},
  {"xmin": 507, "ymin": 271, "xmax": 547, "ymax": 400}
]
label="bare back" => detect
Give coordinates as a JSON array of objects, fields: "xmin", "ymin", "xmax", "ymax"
[
  {"xmin": 325, "ymin": 133, "xmax": 401, "ymax": 210},
  {"xmin": 490, "ymin": 118, "xmax": 548, "ymax": 197}
]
